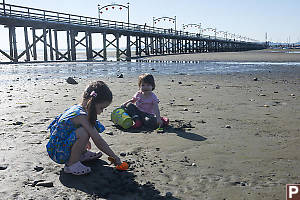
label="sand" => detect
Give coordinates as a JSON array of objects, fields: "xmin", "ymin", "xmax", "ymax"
[{"xmin": 0, "ymin": 51, "xmax": 300, "ymax": 200}]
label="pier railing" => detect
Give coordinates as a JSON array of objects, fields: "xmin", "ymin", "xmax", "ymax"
[{"xmin": 0, "ymin": 2, "xmax": 248, "ymax": 43}]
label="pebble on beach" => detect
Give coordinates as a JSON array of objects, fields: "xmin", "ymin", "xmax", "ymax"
[
  {"xmin": 35, "ymin": 181, "xmax": 54, "ymax": 187},
  {"xmin": 34, "ymin": 166, "xmax": 44, "ymax": 172},
  {"xmin": 105, "ymin": 131, "xmax": 113, "ymax": 135},
  {"xmin": 0, "ymin": 164, "xmax": 8, "ymax": 170},
  {"xmin": 120, "ymin": 152, "xmax": 126, "ymax": 157},
  {"xmin": 13, "ymin": 121, "xmax": 23, "ymax": 125},
  {"xmin": 66, "ymin": 77, "xmax": 78, "ymax": 84}
]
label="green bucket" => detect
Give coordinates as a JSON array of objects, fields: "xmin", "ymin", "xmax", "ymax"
[{"xmin": 111, "ymin": 108, "xmax": 133, "ymax": 129}]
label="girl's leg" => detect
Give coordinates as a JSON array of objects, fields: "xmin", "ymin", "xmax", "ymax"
[
  {"xmin": 124, "ymin": 103, "xmax": 141, "ymax": 118},
  {"xmin": 142, "ymin": 113, "xmax": 158, "ymax": 129},
  {"xmin": 125, "ymin": 103, "xmax": 146, "ymax": 128},
  {"xmin": 67, "ymin": 127, "xmax": 90, "ymax": 166}
]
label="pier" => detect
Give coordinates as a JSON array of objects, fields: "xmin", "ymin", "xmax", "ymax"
[{"xmin": 0, "ymin": 2, "xmax": 265, "ymax": 63}]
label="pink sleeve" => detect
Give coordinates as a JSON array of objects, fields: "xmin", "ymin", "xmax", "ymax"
[
  {"xmin": 152, "ymin": 93, "xmax": 159, "ymax": 104},
  {"xmin": 132, "ymin": 91, "xmax": 140, "ymax": 102}
]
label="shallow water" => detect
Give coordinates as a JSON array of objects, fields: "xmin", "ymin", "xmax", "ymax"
[
  {"xmin": 0, "ymin": 61, "xmax": 300, "ymax": 84},
  {"xmin": 285, "ymin": 51, "xmax": 300, "ymax": 54}
]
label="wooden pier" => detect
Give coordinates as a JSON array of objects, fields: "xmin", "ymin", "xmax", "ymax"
[{"xmin": 0, "ymin": 2, "xmax": 265, "ymax": 63}]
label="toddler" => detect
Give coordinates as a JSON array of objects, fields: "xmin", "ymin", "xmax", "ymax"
[
  {"xmin": 46, "ymin": 81, "xmax": 121, "ymax": 175},
  {"xmin": 122, "ymin": 73, "xmax": 168, "ymax": 129}
]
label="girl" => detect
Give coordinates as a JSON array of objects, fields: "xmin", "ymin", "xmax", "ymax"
[
  {"xmin": 122, "ymin": 73, "xmax": 168, "ymax": 129},
  {"xmin": 46, "ymin": 81, "xmax": 121, "ymax": 175}
]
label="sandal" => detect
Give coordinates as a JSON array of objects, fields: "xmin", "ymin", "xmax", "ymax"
[
  {"xmin": 64, "ymin": 161, "xmax": 91, "ymax": 175},
  {"xmin": 80, "ymin": 150, "xmax": 102, "ymax": 162}
]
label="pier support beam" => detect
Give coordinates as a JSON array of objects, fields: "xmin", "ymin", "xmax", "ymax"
[
  {"xmin": 155, "ymin": 37, "xmax": 158, "ymax": 55},
  {"xmin": 24, "ymin": 27, "xmax": 30, "ymax": 62},
  {"xmin": 138, "ymin": 36, "xmax": 142, "ymax": 57},
  {"xmin": 43, "ymin": 28, "xmax": 48, "ymax": 61},
  {"xmin": 150, "ymin": 37, "xmax": 154, "ymax": 54},
  {"xmin": 116, "ymin": 33, "xmax": 120, "ymax": 61},
  {"xmin": 145, "ymin": 37, "xmax": 149, "ymax": 55},
  {"xmin": 126, "ymin": 35, "xmax": 131, "ymax": 61},
  {"xmin": 159, "ymin": 38, "xmax": 163, "ymax": 54},
  {"xmin": 88, "ymin": 32, "xmax": 93, "ymax": 60},
  {"xmin": 135, "ymin": 36, "xmax": 139, "ymax": 56},
  {"xmin": 8, "ymin": 27, "xmax": 13, "ymax": 59},
  {"xmin": 9, "ymin": 26, "xmax": 18, "ymax": 62},
  {"xmin": 66, "ymin": 30, "xmax": 71, "ymax": 61},
  {"xmin": 85, "ymin": 31, "xmax": 90, "ymax": 60},
  {"xmin": 54, "ymin": 30, "xmax": 59, "ymax": 60},
  {"xmin": 49, "ymin": 29, "xmax": 54, "ymax": 60},
  {"xmin": 32, "ymin": 28, "xmax": 37, "ymax": 60},
  {"xmin": 70, "ymin": 30, "xmax": 76, "ymax": 61},
  {"xmin": 102, "ymin": 33, "xmax": 107, "ymax": 61}
]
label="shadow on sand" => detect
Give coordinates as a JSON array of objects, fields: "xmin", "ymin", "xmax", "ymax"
[
  {"xmin": 164, "ymin": 123, "xmax": 207, "ymax": 141},
  {"xmin": 59, "ymin": 159, "xmax": 181, "ymax": 200},
  {"xmin": 172, "ymin": 130, "xmax": 207, "ymax": 141},
  {"xmin": 115, "ymin": 119, "xmax": 207, "ymax": 142}
]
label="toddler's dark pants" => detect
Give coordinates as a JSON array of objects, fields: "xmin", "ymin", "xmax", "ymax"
[{"xmin": 124, "ymin": 103, "xmax": 158, "ymax": 129}]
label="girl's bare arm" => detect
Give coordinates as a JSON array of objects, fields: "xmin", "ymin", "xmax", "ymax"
[
  {"xmin": 122, "ymin": 98, "xmax": 135, "ymax": 107},
  {"xmin": 72, "ymin": 115, "xmax": 121, "ymax": 165}
]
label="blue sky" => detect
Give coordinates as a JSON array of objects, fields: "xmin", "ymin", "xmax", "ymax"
[{"xmin": 1, "ymin": 0, "xmax": 300, "ymax": 48}]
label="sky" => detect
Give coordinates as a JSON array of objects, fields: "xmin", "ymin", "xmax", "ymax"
[{"xmin": 0, "ymin": 0, "xmax": 300, "ymax": 50}]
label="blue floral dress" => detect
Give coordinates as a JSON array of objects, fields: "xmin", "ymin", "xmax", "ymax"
[{"xmin": 46, "ymin": 104, "xmax": 105, "ymax": 164}]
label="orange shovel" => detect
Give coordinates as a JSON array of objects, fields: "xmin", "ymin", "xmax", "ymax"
[{"xmin": 108, "ymin": 157, "xmax": 129, "ymax": 171}]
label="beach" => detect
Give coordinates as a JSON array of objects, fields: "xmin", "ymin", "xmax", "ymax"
[{"xmin": 0, "ymin": 50, "xmax": 299, "ymax": 200}]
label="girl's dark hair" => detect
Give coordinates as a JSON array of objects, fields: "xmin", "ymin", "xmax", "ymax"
[
  {"xmin": 138, "ymin": 74, "xmax": 155, "ymax": 90},
  {"xmin": 83, "ymin": 81, "xmax": 112, "ymax": 126}
]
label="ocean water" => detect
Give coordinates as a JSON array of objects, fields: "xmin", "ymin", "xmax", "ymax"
[{"xmin": 0, "ymin": 61, "xmax": 300, "ymax": 83}]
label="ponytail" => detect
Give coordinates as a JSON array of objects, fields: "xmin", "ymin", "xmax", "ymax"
[
  {"xmin": 86, "ymin": 98, "xmax": 97, "ymax": 126},
  {"xmin": 83, "ymin": 81, "xmax": 113, "ymax": 126}
]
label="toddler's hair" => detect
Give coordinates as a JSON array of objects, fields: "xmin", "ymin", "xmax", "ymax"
[
  {"xmin": 83, "ymin": 81, "xmax": 112, "ymax": 126},
  {"xmin": 138, "ymin": 74, "xmax": 155, "ymax": 90}
]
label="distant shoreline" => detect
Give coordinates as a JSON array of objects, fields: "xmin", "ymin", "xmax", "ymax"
[{"xmin": 142, "ymin": 49, "xmax": 300, "ymax": 62}]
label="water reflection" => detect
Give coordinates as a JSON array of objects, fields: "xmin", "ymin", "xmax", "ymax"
[{"xmin": 0, "ymin": 61, "xmax": 299, "ymax": 83}]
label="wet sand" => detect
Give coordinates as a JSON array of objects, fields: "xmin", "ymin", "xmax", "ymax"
[{"xmin": 0, "ymin": 52, "xmax": 299, "ymax": 199}]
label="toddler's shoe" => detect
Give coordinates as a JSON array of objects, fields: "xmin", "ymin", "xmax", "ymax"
[
  {"xmin": 161, "ymin": 117, "xmax": 169, "ymax": 126},
  {"xmin": 132, "ymin": 120, "xmax": 142, "ymax": 128}
]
